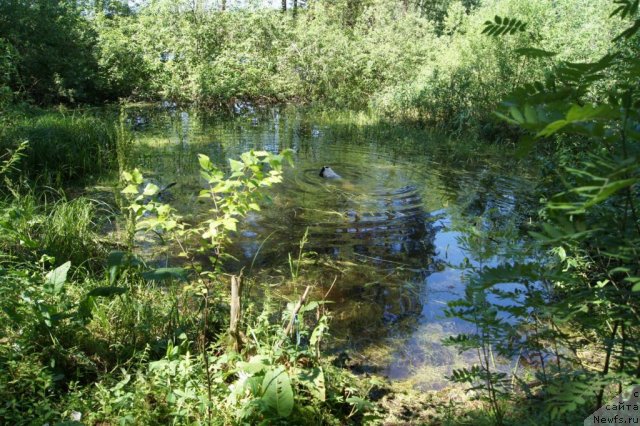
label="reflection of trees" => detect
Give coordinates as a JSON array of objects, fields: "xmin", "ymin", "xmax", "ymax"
[
  {"xmin": 261, "ymin": 199, "xmax": 440, "ymax": 346},
  {"xmin": 324, "ymin": 265, "xmax": 432, "ymax": 350},
  {"xmin": 437, "ymin": 163, "xmax": 537, "ymax": 265}
]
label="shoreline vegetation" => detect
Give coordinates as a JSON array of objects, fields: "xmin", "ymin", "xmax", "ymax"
[{"xmin": 1, "ymin": 0, "xmax": 639, "ymax": 425}]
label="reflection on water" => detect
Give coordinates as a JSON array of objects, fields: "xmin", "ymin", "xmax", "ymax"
[{"xmin": 126, "ymin": 105, "xmax": 536, "ymax": 390}]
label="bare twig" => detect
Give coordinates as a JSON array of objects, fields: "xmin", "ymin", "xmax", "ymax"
[{"xmin": 285, "ymin": 285, "xmax": 311, "ymax": 336}]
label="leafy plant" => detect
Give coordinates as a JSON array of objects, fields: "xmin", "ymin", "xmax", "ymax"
[{"xmin": 192, "ymin": 149, "xmax": 293, "ymax": 271}]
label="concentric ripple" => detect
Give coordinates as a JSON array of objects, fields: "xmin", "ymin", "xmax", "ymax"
[{"xmin": 235, "ymin": 148, "xmax": 438, "ymax": 267}]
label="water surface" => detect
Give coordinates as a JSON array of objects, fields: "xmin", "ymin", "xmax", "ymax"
[{"xmin": 125, "ymin": 105, "xmax": 537, "ymax": 390}]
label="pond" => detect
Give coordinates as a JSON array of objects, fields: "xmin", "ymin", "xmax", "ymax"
[{"xmin": 123, "ymin": 104, "xmax": 538, "ymax": 390}]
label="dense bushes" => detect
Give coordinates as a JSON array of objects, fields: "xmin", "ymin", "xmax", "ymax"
[
  {"xmin": 83, "ymin": 0, "xmax": 617, "ymax": 129},
  {"xmin": 0, "ymin": 0, "xmax": 100, "ymax": 104},
  {"xmin": 1, "ymin": 1, "xmax": 638, "ymax": 424},
  {"xmin": 0, "ymin": 0, "xmax": 619, "ymax": 131},
  {"xmin": 372, "ymin": 0, "xmax": 618, "ymax": 125},
  {"xmin": 443, "ymin": 3, "xmax": 640, "ymax": 424}
]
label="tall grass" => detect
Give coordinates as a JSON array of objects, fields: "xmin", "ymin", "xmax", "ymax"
[
  {"xmin": 0, "ymin": 191, "xmax": 104, "ymax": 267},
  {"xmin": 43, "ymin": 196, "xmax": 104, "ymax": 267},
  {"xmin": 0, "ymin": 112, "xmax": 116, "ymax": 183}
]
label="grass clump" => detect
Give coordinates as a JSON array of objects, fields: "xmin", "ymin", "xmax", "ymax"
[
  {"xmin": 0, "ymin": 111, "xmax": 116, "ymax": 184},
  {"xmin": 0, "ymin": 190, "xmax": 105, "ymax": 268}
]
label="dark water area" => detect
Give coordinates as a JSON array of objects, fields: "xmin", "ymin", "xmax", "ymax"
[{"xmin": 124, "ymin": 104, "xmax": 538, "ymax": 389}]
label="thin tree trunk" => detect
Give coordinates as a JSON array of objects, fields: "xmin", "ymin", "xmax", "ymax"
[
  {"xmin": 282, "ymin": 0, "xmax": 287, "ymax": 12},
  {"xmin": 229, "ymin": 274, "xmax": 243, "ymax": 352},
  {"xmin": 597, "ymin": 320, "xmax": 619, "ymax": 408}
]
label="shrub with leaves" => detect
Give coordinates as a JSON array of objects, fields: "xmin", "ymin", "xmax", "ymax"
[{"xmin": 445, "ymin": 1, "xmax": 640, "ymax": 424}]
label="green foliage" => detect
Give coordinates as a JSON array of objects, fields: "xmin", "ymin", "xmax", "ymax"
[
  {"xmin": 119, "ymin": 167, "xmax": 182, "ymax": 250},
  {"xmin": 0, "ymin": 141, "xmax": 373, "ymax": 424},
  {"xmin": 0, "ymin": 191, "xmax": 105, "ymax": 267},
  {"xmin": 0, "ymin": 0, "xmax": 99, "ymax": 103},
  {"xmin": 482, "ymin": 15, "xmax": 527, "ymax": 36},
  {"xmin": 225, "ymin": 297, "xmax": 372, "ymax": 424},
  {"xmin": 445, "ymin": 1, "xmax": 640, "ymax": 423},
  {"xmin": 93, "ymin": 13, "xmax": 153, "ymax": 99},
  {"xmin": 4, "ymin": 0, "xmax": 637, "ymax": 424},
  {"xmin": 82, "ymin": 296, "xmax": 371, "ymax": 425},
  {"xmin": 0, "ymin": 0, "xmax": 622, "ymax": 135},
  {"xmin": 193, "ymin": 149, "xmax": 293, "ymax": 269}
]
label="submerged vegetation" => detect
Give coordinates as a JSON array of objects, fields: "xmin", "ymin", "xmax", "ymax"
[{"xmin": 0, "ymin": 0, "xmax": 639, "ymax": 425}]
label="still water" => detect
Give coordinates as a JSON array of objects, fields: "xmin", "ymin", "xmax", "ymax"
[{"xmin": 126, "ymin": 104, "xmax": 537, "ymax": 390}]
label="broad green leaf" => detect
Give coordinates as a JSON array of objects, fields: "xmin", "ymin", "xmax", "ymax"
[
  {"xmin": 237, "ymin": 355, "xmax": 270, "ymax": 374},
  {"xmin": 107, "ymin": 251, "xmax": 142, "ymax": 268},
  {"xmin": 222, "ymin": 217, "xmax": 238, "ymax": 231},
  {"xmin": 614, "ymin": 19, "xmax": 640, "ymax": 41},
  {"xmin": 509, "ymin": 106, "xmax": 524, "ymax": 123},
  {"xmin": 310, "ymin": 318, "xmax": 328, "ymax": 347},
  {"xmin": 582, "ymin": 178, "xmax": 638, "ymax": 208},
  {"xmin": 346, "ymin": 396, "xmax": 374, "ymax": 412},
  {"xmin": 46, "ymin": 261, "xmax": 71, "ymax": 294},
  {"xmin": 108, "ymin": 251, "xmax": 132, "ymax": 284},
  {"xmin": 240, "ymin": 151, "xmax": 254, "ymax": 165},
  {"xmin": 198, "ymin": 154, "xmax": 213, "ymax": 171},
  {"xmin": 514, "ymin": 48, "xmax": 557, "ymax": 58},
  {"xmin": 297, "ymin": 367, "xmax": 326, "ymax": 401},
  {"xmin": 113, "ymin": 374, "xmax": 131, "ymax": 391},
  {"xmin": 202, "ymin": 222, "xmax": 219, "ymax": 239},
  {"xmin": 229, "ymin": 159, "xmax": 244, "ymax": 173},
  {"xmin": 282, "ymin": 149, "xmax": 295, "ymax": 166},
  {"xmin": 566, "ymin": 104, "xmax": 616, "ymax": 122},
  {"xmin": 261, "ymin": 367, "xmax": 294, "ymax": 418},
  {"xmin": 493, "ymin": 111, "xmax": 519, "ymax": 125},
  {"xmin": 537, "ymin": 120, "xmax": 568, "ymax": 137},
  {"xmin": 299, "ymin": 301, "xmax": 320, "ymax": 313},
  {"xmin": 121, "ymin": 184, "xmax": 139, "ymax": 194},
  {"xmin": 142, "ymin": 183, "xmax": 159, "ymax": 196},
  {"xmin": 131, "ymin": 169, "xmax": 144, "ymax": 184},
  {"xmin": 523, "ymin": 104, "xmax": 537, "ymax": 123}
]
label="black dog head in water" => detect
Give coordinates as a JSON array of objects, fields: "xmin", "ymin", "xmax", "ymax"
[{"xmin": 319, "ymin": 166, "xmax": 341, "ymax": 179}]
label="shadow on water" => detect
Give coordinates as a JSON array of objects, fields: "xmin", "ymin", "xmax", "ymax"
[{"xmin": 123, "ymin": 104, "xmax": 539, "ymax": 390}]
